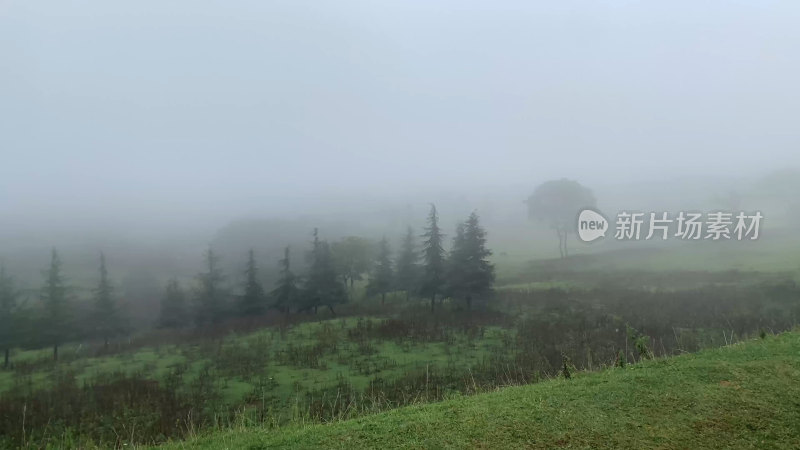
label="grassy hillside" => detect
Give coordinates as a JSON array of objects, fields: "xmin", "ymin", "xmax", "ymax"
[{"xmin": 159, "ymin": 330, "xmax": 800, "ymax": 449}]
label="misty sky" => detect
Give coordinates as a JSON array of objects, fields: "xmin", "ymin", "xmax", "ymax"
[{"xmin": 1, "ymin": 1, "xmax": 799, "ymax": 228}]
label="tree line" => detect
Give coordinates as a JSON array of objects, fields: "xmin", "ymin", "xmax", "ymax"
[
  {"xmin": 0, "ymin": 205, "xmax": 494, "ymax": 367},
  {"xmin": 0, "ymin": 250, "xmax": 128, "ymax": 365}
]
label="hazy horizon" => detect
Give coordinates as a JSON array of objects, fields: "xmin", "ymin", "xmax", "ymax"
[{"xmin": 2, "ymin": 0, "xmax": 800, "ymax": 234}]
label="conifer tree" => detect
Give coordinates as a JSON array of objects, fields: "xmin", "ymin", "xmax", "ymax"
[
  {"xmin": 304, "ymin": 229, "xmax": 347, "ymax": 314},
  {"xmin": 41, "ymin": 248, "xmax": 69, "ymax": 361},
  {"xmin": 395, "ymin": 226, "xmax": 419, "ymax": 301},
  {"xmin": 159, "ymin": 278, "xmax": 187, "ymax": 328},
  {"xmin": 420, "ymin": 204, "xmax": 446, "ymax": 312},
  {"xmin": 238, "ymin": 249, "xmax": 266, "ymax": 316},
  {"xmin": 272, "ymin": 246, "xmax": 299, "ymax": 315},
  {"xmin": 446, "ymin": 212, "xmax": 495, "ymax": 309},
  {"xmin": 0, "ymin": 265, "xmax": 20, "ymax": 368},
  {"xmin": 367, "ymin": 236, "xmax": 393, "ymax": 304},
  {"xmin": 92, "ymin": 253, "xmax": 122, "ymax": 349},
  {"xmin": 194, "ymin": 247, "xmax": 227, "ymax": 325},
  {"xmin": 445, "ymin": 222, "xmax": 468, "ymax": 302}
]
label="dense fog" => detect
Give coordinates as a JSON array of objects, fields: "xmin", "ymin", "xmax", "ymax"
[{"xmin": 0, "ymin": 0, "xmax": 798, "ymax": 327}]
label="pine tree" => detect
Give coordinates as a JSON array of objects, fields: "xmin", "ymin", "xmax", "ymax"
[
  {"xmin": 159, "ymin": 278, "xmax": 187, "ymax": 328},
  {"xmin": 194, "ymin": 247, "xmax": 227, "ymax": 325},
  {"xmin": 420, "ymin": 204, "xmax": 446, "ymax": 312},
  {"xmin": 445, "ymin": 222, "xmax": 468, "ymax": 303},
  {"xmin": 304, "ymin": 229, "xmax": 347, "ymax": 314},
  {"xmin": 395, "ymin": 226, "xmax": 419, "ymax": 301},
  {"xmin": 0, "ymin": 265, "xmax": 19, "ymax": 368},
  {"xmin": 238, "ymin": 249, "xmax": 266, "ymax": 316},
  {"xmin": 272, "ymin": 246, "xmax": 299, "ymax": 315},
  {"xmin": 92, "ymin": 253, "xmax": 121, "ymax": 349},
  {"xmin": 41, "ymin": 248, "xmax": 69, "ymax": 361},
  {"xmin": 367, "ymin": 236, "xmax": 393, "ymax": 304},
  {"xmin": 447, "ymin": 212, "xmax": 495, "ymax": 310}
]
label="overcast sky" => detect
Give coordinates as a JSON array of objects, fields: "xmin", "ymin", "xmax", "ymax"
[{"xmin": 1, "ymin": 0, "xmax": 798, "ymax": 229}]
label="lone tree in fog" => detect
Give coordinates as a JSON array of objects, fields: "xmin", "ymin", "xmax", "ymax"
[
  {"xmin": 272, "ymin": 246, "xmax": 299, "ymax": 315},
  {"xmin": 237, "ymin": 249, "xmax": 266, "ymax": 316},
  {"xmin": 367, "ymin": 236, "xmax": 393, "ymax": 304},
  {"xmin": 92, "ymin": 253, "xmax": 124, "ymax": 349},
  {"xmin": 331, "ymin": 236, "xmax": 373, "ymax": 289},
  {"xmin": 395, "ymin": 226, "xmax": 419, "ymax": 301},
  {"xmin": 41, "ymin": 248, "xmax": 70, "ymax": 361},
  {"xmin": 446, "ymin": 212, "xmax": 495, "ymax": 310},
  {"xmin": 526, "ymin": 178, "xmax": 596, "ymax": 258},
  {"xmin": 159, "ymin": 278, "xmax": 187, "ymax": 328},
  {"xmin": 0, "ymin": 265, "xmax": 20, "ymax": 368},
  {"xmin": 303, "ymin": 229, "xmax": 347, "ymax": 314},
  {"xmin": 420, "ymin": 204, "xmax": 446, "ymax": 312},
  {"xmin": 194, "ymin": 247, "xmax": 227, "ymax": 325}
]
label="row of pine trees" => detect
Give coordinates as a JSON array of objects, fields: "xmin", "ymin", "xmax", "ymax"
[
  {"xmin": 0, "ymin": 205, "xmax": 494, "ymax": 367},
  {"xmin": 0, "ymin": 250, "xmax": 125, "ymax": 365}
]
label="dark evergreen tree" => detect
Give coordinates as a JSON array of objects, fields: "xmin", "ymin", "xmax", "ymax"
[
  {"xmin": 303, "ymin": 228, "xmax": 347, "ymax": 314},
  {"xmin": 445, "ymin": 222, "xmax": 468, "ymax": 303},
  {"xmin": 420, "ymin": 204, "xmax": 446, "ymax": 312},
  {"xmin": 446, "ymin": 212, "xmax": 495, "ymax": 310},
  {"xmin": 41, "ymin": 248, "xmax": 69, "ymax": 361},
  {"xmin": 394, "ymin": 226, "xmax": 419, "ymax": 301},
  {"xmin": 238, "ymin": 249, "xmax": 266, "ymax": 316},
  {"xmin": 159, "ymin": 278, "xmax": 187, "ymax": 328},
  {"xmin": 367, "ymin": 236, "xmax": 393, "ymax": 304},
  {"xmin": 0, "ymin": 265, "xmax": 20, "ymax": 368},
  {"xmin": 92, "ymin": 253, "xmax": 122, "ymax": 349},
  {"xmin": 194, "ymin": 247, "xmax": 227, "ymax": 325},
  {"xmin": 272, "ymin": 246, "xmax": 299, "ymax": 315}
]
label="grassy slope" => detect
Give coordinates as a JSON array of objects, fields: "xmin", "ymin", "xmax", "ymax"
[
  {"xmin": 0, "ymin": 319, "xmax": 510, "ymax": 407},
  {"xmin": 159, "ymin": 331, "xmax": 800, "ymax": 449}
]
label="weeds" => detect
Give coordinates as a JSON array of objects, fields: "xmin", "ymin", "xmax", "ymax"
[{"xmin": 1, "ymin": 278, "xmax": 797, "ymax": 448}]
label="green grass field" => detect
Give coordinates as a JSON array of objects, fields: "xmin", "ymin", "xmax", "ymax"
[
  {"xmin": 0, "ymin": 318, "xmax": 511, "ymax": 407},
  {"xmin": 3, "ymin": 237, "xmax": 799, "ymax": 449},
  {"xmin": 157, "ymin": 329, "xmax": 800, "ymax": 449}
]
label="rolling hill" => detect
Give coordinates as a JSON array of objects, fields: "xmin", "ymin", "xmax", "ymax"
[{"xmin": 157, "ymin": 329, "xmax": 800, "ymax": 449}]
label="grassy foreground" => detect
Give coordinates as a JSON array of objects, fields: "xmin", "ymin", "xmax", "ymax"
[{"xmin": 158, "ymin": 330, "xmax": 800, "ymax": 449}]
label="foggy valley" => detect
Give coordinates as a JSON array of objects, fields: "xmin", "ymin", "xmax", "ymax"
[{"xmin": 1, "ymin": 1, "xmax": 799, "ymax": 449}]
